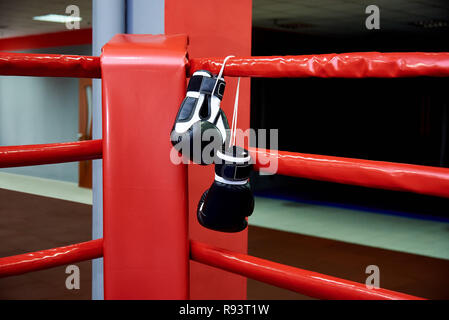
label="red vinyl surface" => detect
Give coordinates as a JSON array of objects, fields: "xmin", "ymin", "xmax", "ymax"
[
  {"xmin": 0, "ymin": 29, "xmax": 92, "ymax": 51},
  {"xmin": 0, "ymin": 52, "xmax": 101, "ymax": 78},
  {"xmin": 166, "ymin": 0, "xmax": 252, "ymax": 300},
  {"xmin": 101, "ymin": 34, "xmax": 189, "ymax": 299},
  {"xmin": 190, "ymin": 52, "xmax": 449, "ymax": 78},
  {"xmin": 190, "ymin": 240, "xmax": 424, "ymax": 300},
  {"xmin": 2, "ymin": 52, "xmax": 448, "ymax": 79},
  {"xmin": 0, "ymin": 239, "xmax": 103, "ymax": 278},
  {"xmin": 0, "ymin": 140, "xmax": 102, "ymax": 168},
  {"xmin": 250, "ymin": 148, "xmax": 449, "ymax": 199}
]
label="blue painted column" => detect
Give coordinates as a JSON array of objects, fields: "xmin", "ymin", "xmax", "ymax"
[{"xmin": 92, "ymin": 0, "xmax": 125, "ymax": 300}]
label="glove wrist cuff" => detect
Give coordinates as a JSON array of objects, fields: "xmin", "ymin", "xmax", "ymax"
[
  {"xmin": 187, "ymin": 74, "xmax": 225, "ymax": 100},
  {"xmin": 214, "ymin": 174, "xmax": 248, "ymax": 185},
  {"xmin": 215, "ymin": 147, "xmax": 253, "ymax": 182}
]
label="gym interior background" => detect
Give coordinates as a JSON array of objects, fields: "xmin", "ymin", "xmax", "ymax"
[{"xmin": 0, "ymin": 0, "xmax": 448, "ymax": 299}]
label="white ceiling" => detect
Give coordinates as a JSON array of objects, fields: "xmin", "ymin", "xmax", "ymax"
[{"xmin": 0, "ymin": 0, "xmax": 447, "ymax": 38}]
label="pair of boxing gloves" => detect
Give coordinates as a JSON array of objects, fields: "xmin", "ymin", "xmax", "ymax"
[{"xmin": 170, "ymin": 70, "xmax": 254, "ymax": 232}]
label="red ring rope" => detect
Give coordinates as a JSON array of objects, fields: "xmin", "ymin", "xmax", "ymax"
[
  {"xmin": 250, "ymin": 148, "xmax": 449, "ymax": 199},
  {"xmin": 190, "ymin": 240, "xmax": 423, "ymax": 300},
  {"xmin": 0, "ymin": 239, "xmax": 103, "ymax": 278},
  {"xmin": 0, "ymin": 52, "xmax": 101, "ymax": 78},
  {"xmin": 190, "ymin": 52, "xmax": 449, "ymax": 78},
  {"xmin": 0, "ymin": 140, "xmax": 102, "ymax": 168}
]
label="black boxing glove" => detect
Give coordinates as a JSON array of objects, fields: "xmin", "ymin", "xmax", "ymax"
[
  {"xmin": 170, "ymin": 70, "xmax": 230, "ymax": 165},
  {"xmin": 197, "ymin": 146, "xmax": 254, "ymax": 232}
]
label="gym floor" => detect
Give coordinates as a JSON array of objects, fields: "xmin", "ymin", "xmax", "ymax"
[{"xmin": 0, "ymin": 172, "xmax": 448, "ymax": 299}]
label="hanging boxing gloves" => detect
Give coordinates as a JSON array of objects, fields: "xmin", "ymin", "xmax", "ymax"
[
  {"xmin": 197, "ymin": 146, "xmax": 254, "ymax": 232},
  {"xmin": 170, "ymin": 70, "xmax": 230, "ymax": 165},
  {"xmin": 170, "ymin": 56, "xmax": 255, "ymax": 233}
]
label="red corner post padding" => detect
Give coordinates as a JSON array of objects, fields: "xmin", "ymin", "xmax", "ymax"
[
  {"xmin": 250, "ymin": 148, "xmax": 449, "ymax": 199},
  {"xmin": 101, "ymin": 34, "xmax": 189, "ymax": 299},
  {"xmin": 190, "ymin": 52, "xmax": 449, "ymax": 78},
  {"xmin": 166, "ymin": 0, "xmax": 252, "ymax": 300},
  {"xmin": 0, "ymin": 52, "xmax": 101, "ymax": 78}
]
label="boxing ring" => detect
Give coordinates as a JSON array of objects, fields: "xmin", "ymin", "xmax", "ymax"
[{"xmin": 1, "ymin": 34, "xmax": 449, "ymax": 300}]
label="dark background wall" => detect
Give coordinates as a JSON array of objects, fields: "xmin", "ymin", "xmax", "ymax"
[{"xmin": 250, "ymin": 27, "xmax": 449, "ymax": 220}]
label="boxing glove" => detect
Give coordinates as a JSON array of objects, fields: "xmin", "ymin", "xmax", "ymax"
[
  {"xmin": 170, "ymin": 70, "xmax": 230, "ymax": 165},
  {"xmin": 197, "ymin": 146, "xmax": 254, "ymax": 232}
]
